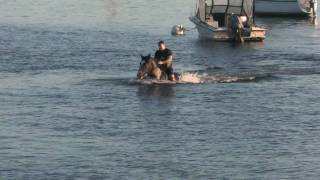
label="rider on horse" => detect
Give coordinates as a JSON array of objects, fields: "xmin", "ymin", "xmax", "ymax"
[{"xmin": 154, "ymin": 41, "xmax": 176, "ymax": 81}]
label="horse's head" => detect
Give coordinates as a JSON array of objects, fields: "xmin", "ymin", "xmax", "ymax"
[{"xmin": 137, "ymin": 54, "xmax": 156, "ymax": 79}]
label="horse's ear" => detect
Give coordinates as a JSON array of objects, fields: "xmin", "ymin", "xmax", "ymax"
[{"xmin": 140, "ymin": 54, "xmax": 144, "ymax": 59}]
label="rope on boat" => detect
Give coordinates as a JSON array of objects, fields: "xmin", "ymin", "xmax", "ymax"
[{"xmin": 184, "ymin": 27, "xmax": 197, "ymax": 31}]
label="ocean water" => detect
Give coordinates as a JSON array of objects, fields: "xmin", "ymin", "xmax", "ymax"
[{"xmin": 1, "ymin": 0, "xmax": 320, "ymax": 179}]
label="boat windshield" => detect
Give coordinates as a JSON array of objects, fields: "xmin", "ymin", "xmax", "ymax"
[{"xmin": 199, "ymin": 0, "xmax": 254, "ymax": 18}]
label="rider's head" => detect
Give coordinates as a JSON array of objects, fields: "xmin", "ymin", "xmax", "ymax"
[{"xmin": 158, "ymin": 40, "xmax": 166, "ymax": 51}]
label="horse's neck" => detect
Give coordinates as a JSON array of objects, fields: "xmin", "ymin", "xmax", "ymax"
[
  {"xmin": 150, "ymin": 59, "xmax": 162, "ymax": 79},
  {"xmin": 150, "ymin": 59, "xmax": 157, "ymax": 69}
]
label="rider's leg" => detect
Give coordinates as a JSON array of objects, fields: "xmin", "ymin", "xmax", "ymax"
[
  {"xmin": 170, "ymin": 74, "xmax": 176, "ymax": 81},
  {"xmin": 167, "ymin": 67, "xmax": 175, "ymax": 81}
]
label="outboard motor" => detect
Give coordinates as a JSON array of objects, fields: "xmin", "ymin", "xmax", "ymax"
[
  {"xmin": 310, "ymin": 0, "xmax": 317, "ymax": 17},
  {"xmin": 230, "ymin": 14, "xmax": 244, "ymax": 43}
]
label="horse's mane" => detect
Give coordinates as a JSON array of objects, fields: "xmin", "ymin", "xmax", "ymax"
[
  {"xmin": 142, "ymin": 55, "xmax": 157, "ymax": 69},
  {"xmin": 149, "ymin": 57, "xmax": 157, "ymax": 68}
]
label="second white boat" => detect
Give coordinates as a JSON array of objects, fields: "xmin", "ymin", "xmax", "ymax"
[{"xmin": 255, "ymin": 0, "xmax": 317, "ymax": 16}]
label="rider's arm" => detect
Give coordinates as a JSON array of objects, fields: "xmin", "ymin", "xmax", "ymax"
[{"xmin": 158, "ymin": 55, "xmax": 173, "ymax": 65}]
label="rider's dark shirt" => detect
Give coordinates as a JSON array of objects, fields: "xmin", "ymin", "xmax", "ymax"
[
  {"xmin": 155, "ymin": 48, "xmax": 174, "ymax": 76},
  {"xmin": 155, "ymin": 48, "xmax": 173, "ymax": 65}
]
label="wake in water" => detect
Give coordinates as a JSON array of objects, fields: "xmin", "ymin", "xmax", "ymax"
[
  {"xmin": 179, "ymin": 72, "xmax": 258, "ymax": 83},
  {"xmin": 133, "ymin": 71, "xmax": 266, "ymax": 85}
]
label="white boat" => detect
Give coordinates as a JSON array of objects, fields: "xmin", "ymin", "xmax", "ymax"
[
  {"xmin": 189, "ymin": 0, "xmax": 266, "ymax": 42},
  {"xmin": 255, "ymin": 0, "xmax": 317, "ymax": 16}
]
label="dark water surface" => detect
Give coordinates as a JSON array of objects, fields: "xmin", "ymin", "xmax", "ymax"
[{"xmin": 1, "ymin": 0, "xmax": 320, "ymax": 179}]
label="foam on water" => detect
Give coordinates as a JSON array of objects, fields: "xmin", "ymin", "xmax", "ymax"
[
  {"xmin": 132, "ymin": 71, "xmax": 261, "ymax": 85},
  {"xmin": 179, "ymin": 72, "xmax": 205, "ymax": 84},
  {"xmin": 181, "ymin": 72, "xmax": 258, "ymax": 83}
]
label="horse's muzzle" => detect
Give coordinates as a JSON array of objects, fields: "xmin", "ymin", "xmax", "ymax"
[
  {"xmin": 137, "ymin": 72, "xmax": 148, "ymax": 80},
  {"xmin": 137, "ymin": 71, "xmax": 145, "ymax": 80}
]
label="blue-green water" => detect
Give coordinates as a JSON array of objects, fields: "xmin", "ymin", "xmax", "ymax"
[{"xmin": 1, "ymin": 0, "xmax": 320, "ymax": 179}]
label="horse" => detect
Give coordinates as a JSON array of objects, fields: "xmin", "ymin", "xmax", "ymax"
[{"xmin": 137, "ymin": 55, "xmax": 179, "ymax": 81}]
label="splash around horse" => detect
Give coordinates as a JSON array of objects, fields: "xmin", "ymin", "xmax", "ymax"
[{"xmin": 137, "ymin": 55, "xmax": 180, "ymax": 81}]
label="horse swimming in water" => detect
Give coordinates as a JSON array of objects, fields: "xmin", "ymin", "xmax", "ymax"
[{"xmin": 137, "ymin": 55, "xmax": 180, "ymax": 81}]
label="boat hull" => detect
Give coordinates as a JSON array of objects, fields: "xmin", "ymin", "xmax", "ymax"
[
  {"xmin": 189, "ymin": 16, "xmax": 266, "ymax": 42},
  {"xmin": 255, "ymin": 0, "xmax": 318, "ymax": 15}
]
